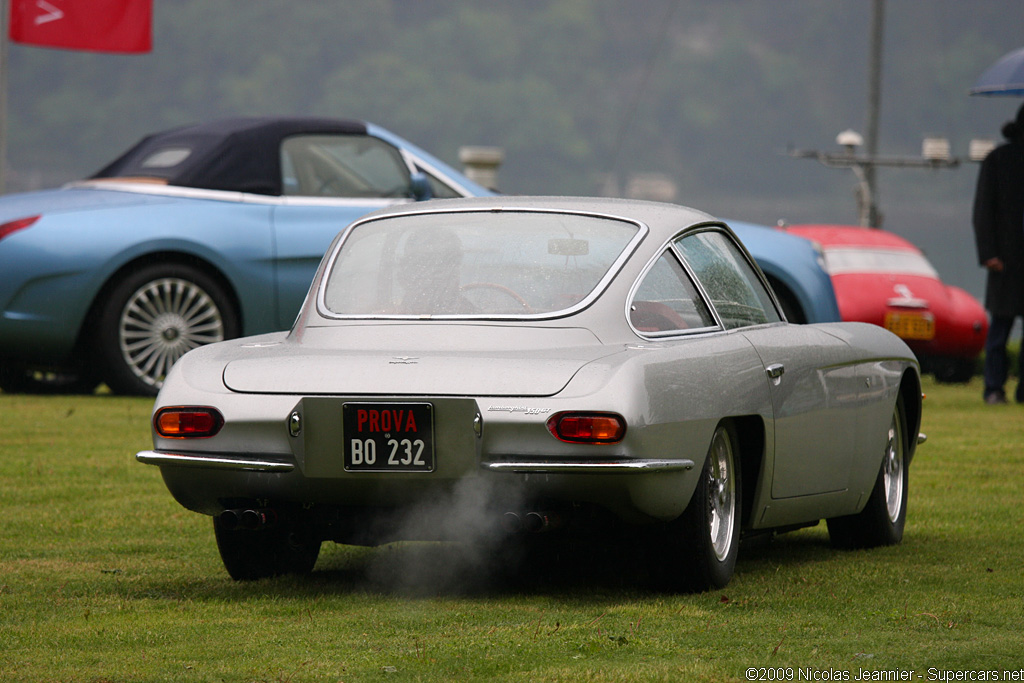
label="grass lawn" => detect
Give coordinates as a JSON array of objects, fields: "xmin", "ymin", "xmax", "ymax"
[{"xmin": 1, "ymin": 377, "xmax": 1022, "ymax": 682}]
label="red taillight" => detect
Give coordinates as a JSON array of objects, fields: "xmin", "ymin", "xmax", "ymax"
[
  {"xmin": 154, "ymin": 407, "xmax": 224, "ymax": 438},
  {"xmin": 547, "ymin": 412, "xmax": 626, "ymax": 444},
  {"xmin": 0, "ymin": 215, "xmax": 41, "ymax": 242}
]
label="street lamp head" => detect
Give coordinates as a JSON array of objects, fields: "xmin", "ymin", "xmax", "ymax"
[
  {"xmin": 836, "ymin": 129, "xmax": 864, "ymax": 149},
  {"xmin": 922, "ymin": 137, "xmax": 951, "ymax": 162},
  {"xmin": 969, "ymin": 138, "xmax": 996, "ymax": 162}
]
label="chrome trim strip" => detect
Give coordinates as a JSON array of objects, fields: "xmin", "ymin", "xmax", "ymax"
[
  {"xmin": 407, "ymin": 155, "xmax": 476, "ymax": 197},
  {"xmin": 135, "ymin": 450, "xmax": 294, "ymax": 472},
  {"xmin": 480, "ymin": 458, "xmax": 694, "ymax": 474},
  {"xmin": 67, "ymin": 180, "xmax": 410, "ymax": 208}
]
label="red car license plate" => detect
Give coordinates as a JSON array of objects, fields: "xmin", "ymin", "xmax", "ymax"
[
  {"xmin": 884, "ymin": 312, "xmax": 935, "ymax": 340},
  {"xmin": 343, "ymin": 403, "xmax": 434, "ymax": 472}
]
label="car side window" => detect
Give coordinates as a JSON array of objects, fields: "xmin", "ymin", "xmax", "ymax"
[
  {"xmin": 676, "ymin": 229, "xmax": 781, "ymax": 329},
  {"xmin": 630, "ymin": 250, "xmax": 715, "ymax": 334},
  {"xmin": 280, "ymin": 135, "xmax": 412, "ymax": 198},
  {"xmin": 417, "ymin": 166, "xmax": 462, "ymax": 199}
]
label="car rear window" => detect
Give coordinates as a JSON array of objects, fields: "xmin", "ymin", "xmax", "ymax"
[
  {"xmin": 140, "ymin": 147, "xmax": 193, "ymax": 169},
  {"xmin": 321, "ymin": 210, "xmax": 642, "ymax": 318}
]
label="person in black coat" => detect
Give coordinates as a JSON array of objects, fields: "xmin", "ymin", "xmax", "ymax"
[{"xmin": 973, "ymin": 102, "xmax": 1024, "ymax": 404}]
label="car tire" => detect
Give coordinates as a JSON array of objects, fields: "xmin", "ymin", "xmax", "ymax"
[
  {"xmin": 930, "ymin": 357, "xmax": 976, "ymax": 384},
  {"xmin": 95, "ymin": 263, "xmax": 239, "ymax": 396},
  {"xmin": 0, "ymin": 364, "xmax": 101, "ymax": 395},
  {"xmin": 213, "ymin": 515, "xmax": 321, "ymax": 581},
  {"xmin": 766, "ymin": 278, "xmax": 806, "ymax": 324},
  {"xmin": 655, "ymin": 421, "xmax": 741, "ymax": 592},
  {"xmin": 827, "ymin": 396, "xmax": 908, "ymax": 549}
]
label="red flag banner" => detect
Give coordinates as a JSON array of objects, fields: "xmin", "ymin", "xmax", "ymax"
[{"xmin": 8, "ymin": 0, "xmax": 152, "ymax": 53}]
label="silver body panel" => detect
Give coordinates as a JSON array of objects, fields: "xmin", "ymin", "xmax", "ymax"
[{"xmin": 141, "ymin": 197, "xmax": 921, "ymax": 538}]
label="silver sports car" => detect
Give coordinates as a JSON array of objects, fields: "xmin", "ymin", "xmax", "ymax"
[{"xmin": 138, "ymin": 196, "xmax": 923, "ymax": 592}]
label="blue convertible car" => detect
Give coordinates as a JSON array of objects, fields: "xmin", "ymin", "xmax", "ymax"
[{"xmin": 0, "ymin": 117, "xmax": 838, "ymax": 395}]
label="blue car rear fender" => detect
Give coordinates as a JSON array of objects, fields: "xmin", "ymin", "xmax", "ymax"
[
  {"xmin": 730, "ymin": 221, "xmax": 839, "ymax": 323},
  {"xmin": 0, "ymin": 198, "xmax": 277, "ymax": 363}
]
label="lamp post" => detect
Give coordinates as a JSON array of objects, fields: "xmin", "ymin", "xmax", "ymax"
[
  {"xmin": 864, "ymin": 0, "xmax": 885, "ymax": 227},
  {"xmin": 789, "ymin": 131, "xmax": 963, "ymax": 228}
]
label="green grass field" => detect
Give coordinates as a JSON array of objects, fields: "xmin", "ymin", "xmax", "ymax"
[{"xmin": 2, "ymin": 377, "xmax": 1023, "ymax": 682}]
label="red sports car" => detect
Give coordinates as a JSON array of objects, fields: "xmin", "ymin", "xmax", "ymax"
[{"xmin": 784, "ymin": 224, "xmax": 987, "ymax": 383}]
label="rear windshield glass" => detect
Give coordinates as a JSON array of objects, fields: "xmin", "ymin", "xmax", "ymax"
[
  {"xmin": 321, "ymin": 211, "xmax": 641, "ymax": 317},
  {"xmin": 140, "ymin": 147, "xmax": 192, "ymax": 169}
]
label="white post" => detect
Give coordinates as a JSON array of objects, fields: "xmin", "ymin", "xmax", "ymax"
[{"xmin": 459, "ymin": 146, "xmax": 504, "ymax": 191}]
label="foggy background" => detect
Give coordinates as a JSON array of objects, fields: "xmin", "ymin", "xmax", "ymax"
[{"xmin": 4, "ymin": 0, "xmax": 1023, "ymax": 301}]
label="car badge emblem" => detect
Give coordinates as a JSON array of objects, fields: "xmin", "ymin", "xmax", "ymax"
[
  {"xmin": 893, "ymin": 284, "xmax": 914, "ymax": 300},
  {"xmin": 887, "ymin": 283, "xmax": 928, "ymax": 309},
  {"xmin": 389, "ymin": 356, "xmax": 419, "ymax": 365}
]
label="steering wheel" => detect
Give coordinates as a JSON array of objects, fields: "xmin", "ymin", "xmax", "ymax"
[{"xmin": 460, "ymin": 282, "xmax": 533, "ymax": 313}]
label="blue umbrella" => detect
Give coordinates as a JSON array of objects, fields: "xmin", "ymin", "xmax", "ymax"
[{"xmin": 970, "ymin": 47, "xmax": 1024, "ymax": 96}]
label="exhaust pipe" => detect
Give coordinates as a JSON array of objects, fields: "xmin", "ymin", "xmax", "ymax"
[
  {"xmin": 524, "ymin": 511, "xmax": 562, "ymax": 533},
  {"xmin": 218, "ymin": 508, "xmax": 278, "ymax": 531},
  {"xmin": 241, "ymin": 508, "xmax": 278, "ymax": 530},
  {"xmin": 502, "ymin": 510, "xmax": 564, "ymax": 534},
  {"xmin": 217, "ymin": 509, "xmax": 243, "ymax": 530},
  {"xmin": 502, "ymin": 512, "xmax": 524, "ymax": 534}
]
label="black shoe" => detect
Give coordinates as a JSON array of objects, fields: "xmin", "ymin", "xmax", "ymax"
[{"xmin": 985, "ymin": 391, "xmax": 1008, "ymax": 405}]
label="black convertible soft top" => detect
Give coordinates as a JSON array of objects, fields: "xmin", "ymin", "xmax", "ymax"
[{"xmin": 92, "ymin": 117, "xmax": 368, "ymax": 196}]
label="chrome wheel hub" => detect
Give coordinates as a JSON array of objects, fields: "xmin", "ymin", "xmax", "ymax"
[
  {"xmin": 708, "ymin": 427, "xmax": 736, "ymax": 562},
  {"xmin": 882, "ymin": 413, "xmax": 905, "ymax": 523}
]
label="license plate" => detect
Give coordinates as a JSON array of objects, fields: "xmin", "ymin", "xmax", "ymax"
[
  {"xmin": 343, "ymin": 403, "xmax": 434, "ymax": 472},
  {"xmin": 884, "ymin": 312, "xmax": 935, "ymax": 340}
]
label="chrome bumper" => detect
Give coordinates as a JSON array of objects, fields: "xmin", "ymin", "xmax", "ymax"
[
  {"xmin": 480, "ymin": 458, "xmax": 695, "ymax": 474},
  {"xmin": 136, "ymin": 451, "xmax": 695, "ymax": 476},
  {"xmin": 136, "ymin": 450, "xmax": 295, "ymax": 473}
]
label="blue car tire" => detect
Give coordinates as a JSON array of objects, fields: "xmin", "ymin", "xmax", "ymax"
[{"xmin": 0, "ymin": 363, "xmax": 101, "ymax": 395}]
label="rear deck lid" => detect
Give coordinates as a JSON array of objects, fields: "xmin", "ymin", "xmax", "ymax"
[{"xmin": 222, "ymin": 324, "xmax": 615, "ymax": 397}]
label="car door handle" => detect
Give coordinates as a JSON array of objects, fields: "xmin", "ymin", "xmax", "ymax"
[{"xmin": 766, "ymin": 363, "xmax": 785, "ymax": 380}]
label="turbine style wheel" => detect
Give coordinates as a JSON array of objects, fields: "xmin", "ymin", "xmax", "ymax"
[
  {"xmin": 97, "ymin": 263, "xmax": 239, "ymax": 396},
  {"xmin": 654, "ymin": 421, "xmax": 741, "ymax": 592},
  {"xmin": 827, "ymin": 395, "xmax": 909, "ymax": 548}
]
